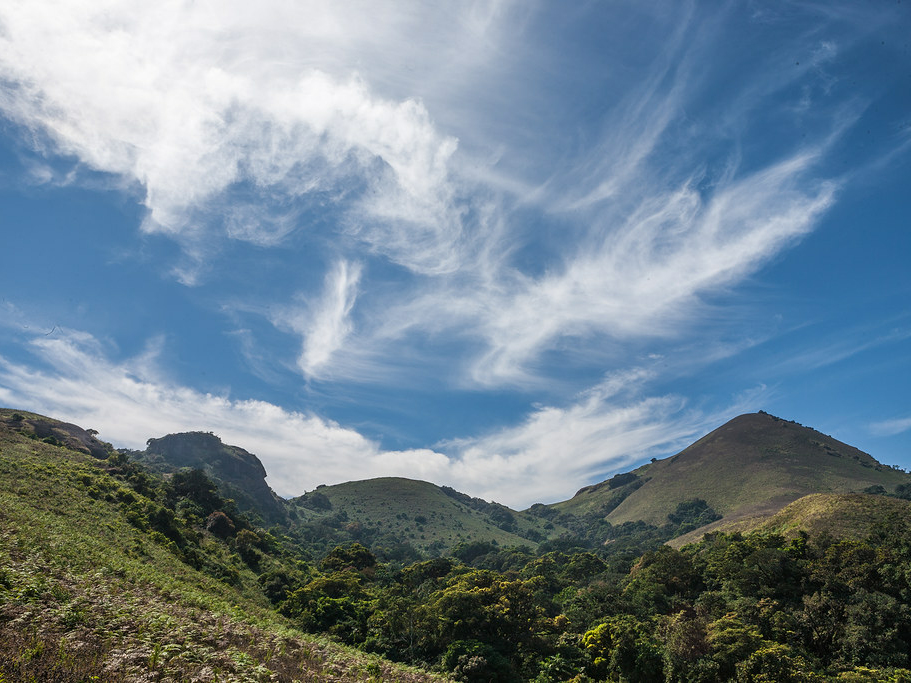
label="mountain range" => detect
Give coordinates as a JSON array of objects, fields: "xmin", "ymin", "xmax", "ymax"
[
  {"xmin": 126, "ymin": 409, "xmax": 910, "ymax": 550},
  {"xmin": 4, "ymin": 406, "xmax": 911, "ymax": 680}
]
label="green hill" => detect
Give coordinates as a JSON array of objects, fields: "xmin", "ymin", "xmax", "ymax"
[
  {"xmin": 0, "ymin": 408, "xmax": 449, "ymax": 682},
  {"xmin": 291, "ymin": 477, "xmax": 569, "ymax": 556},
  {"xmin": 550, "ymin": 412, "xmax": 910, "ymax": 529},
  {"xmin": 128, "ymin": 434, "xmax": 571, "ymax": 556},
  {"xmin": 758, "ymin": 492, "xmax": 911, "ymax": 538}
]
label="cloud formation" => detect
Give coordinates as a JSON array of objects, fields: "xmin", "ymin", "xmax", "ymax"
[
  {"xmin": 870, "ymin": 417, "xmax": 911, "ymax": 438},
  {"xmin": 0, "ymin": 0, "xmax": 853, "ymax": 386},
  {"xmin": 0, "ymin": 0, "xmax": 475, "ymax": 276},
  {"xmin": 296, "ymin": 260, "xmax": 363, "ymax": 379}
]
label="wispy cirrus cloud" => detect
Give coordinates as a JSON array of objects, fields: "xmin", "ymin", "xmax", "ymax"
[
  {"xmin": 0, "ymin": 0, "xmax": 862, "ymax": 387},
  {"xmin": 870, "ymin": 417, "xmax": 911, "ymax": 438},
  {"xmin": 377, "ymin": 150, "xmax": 837, "ymax": 388},
  {"xmin": 295, "ymin": 260, "xmax": 362, "ymax": 380},
  {"xmin": 1, "ymin": 1, "xmax": 905, "ymax": 501},
  {"xmin": 0, "ymin": 1, "xmax": 509, "ymax": 278},
  {"xmin": 0, "ymin": 331, "xmax": 449, "ymax": 497}
]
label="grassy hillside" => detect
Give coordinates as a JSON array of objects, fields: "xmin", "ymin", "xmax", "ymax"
[
  {"xmin": 6, "ymin": 407, "xmax": 911, "ymax": 681},
  {"xmin": 129, "ymin": 432, "xmax": 571, "ymax": 558},
  {"xmin": 670, "ymin": 492, "xmax": 911, "ymax": 547},
  {"xmin": 553, "ymin": 412, "xmax": 910, "ymax": 527},
  {"xmin": 759, "ymin": 492, "xmax": 911, "ymax": 538},
  {"xmin": 291, "ymin": 478, "xmax": 568, "ymax": 556},
  {"xmin": 0, "ymin": 409, "xmax": 450, "ymax": 682}
]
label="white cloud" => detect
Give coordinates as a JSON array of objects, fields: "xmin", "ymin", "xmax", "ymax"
[
  {"xmin": 1, "ymin": 0, "xmax": 855, "ymax": 385},
  {"xmin": 0, "ymin": 0, "xmax": 490, "ymax": 274},
  {"xmin": 382, "ymin": 152, "xmax": 836, "ymax": 387},
  {"xmin": 295, "ymin": 260, "xmax": 362, "ymax": 379},
  {"xmin": 445, "ymin": 371, "xmax": 769, "ymax": 505},
  {"xmin": 870, "ymin": 416, "xmax": 911, "ymax": 438},
  {"xmin": 1, "ymin": 2, "xmax": 895, "ymax": 497},
  {"xmin": 0, "ymin": 331, "xmax": 447, "ymax": 497}
]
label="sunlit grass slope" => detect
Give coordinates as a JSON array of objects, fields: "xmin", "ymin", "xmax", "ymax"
[
  {"xmin": 553, "ymin": 412, "xmax": 910, "ymax": 526},
  {"xmin": 759, "ymin": 492, "xmax": 911, "ymax": 538},
  {"xmin": 0, "ymin": 409, "xmax": 450, "ymax": 682},
  {"xmin": 292, "ymin": 477, "xmax": 569, "ymax": 555},
  {"xmin": 670, "ymin": 492, "xmax": 911, "ymax": 547}
]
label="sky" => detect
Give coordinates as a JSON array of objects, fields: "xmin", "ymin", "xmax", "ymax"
[{"xmin": 0, "ymin": 1, "xmax": 909, "ymax": 509}]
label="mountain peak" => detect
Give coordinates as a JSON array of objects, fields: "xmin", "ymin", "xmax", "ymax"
[{"xmin": 554, "ymin": 412, "xmax": 909, "ymax": 528}]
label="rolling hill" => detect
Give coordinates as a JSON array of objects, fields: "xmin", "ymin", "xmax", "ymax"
[
  {"xmin": 5, "ymin": 405, "xmax": 911, "ymax": 680},
  {"xmin": 132, "ymin": 430, "xmax": 572, "ymax": 556},
  {"xmin": 550, "ymin": 412, "xmax": 910, "ymax": 532},
  {"xmin": 290, "ymin": 477, "xmax": 568, "ymax": 555},
  {"xmin": 15, "ymin": 409, "xmax": 909, "ymax": 561}
]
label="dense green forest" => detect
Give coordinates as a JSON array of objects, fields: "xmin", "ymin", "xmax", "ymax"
[
  {"xmin": 4, "ymin": 409, "xmax": 911, "ymax": 681},
  {"xmin": 290, "ymin": 529, "xmax": 911, "ymax": 682}
]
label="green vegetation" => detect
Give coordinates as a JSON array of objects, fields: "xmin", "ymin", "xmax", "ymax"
[
  {"xmin": 265, "ymin": 517, "xmax": 911, "ymax": 681},
  {"xmin": 5, "ymin": 407, "xmax": 911, "ymax": 681},
  {"xmin": 128, "ymin": 430, "xmax": 288, "ymax": 526},
  {"xmin": 0, "ymin": 409, "xmax": 449, "ymax": 682},
  {"xmin": 288, "ymin": 478, "xmax": 568, "ymax": 558}
]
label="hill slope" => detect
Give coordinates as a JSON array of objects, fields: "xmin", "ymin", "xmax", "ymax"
[
  {"xmin": 291, "ymin": 477, "xmax": 568, "ymax": 555},
  {"xmin": 552, "ymin": 412, "xmax": 910, "ymax": 528},
  {"xmin": 0, "ymin": 408, "xmax": 449, "ymax": 682},
  {"xmin": 670, "ymin": 492, "xmax": 911, "ymax": 547}
]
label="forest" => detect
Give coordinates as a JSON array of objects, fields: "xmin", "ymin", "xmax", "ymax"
[{"xmin": 269, "ymin": 530, "xmax": 911, "ymax": 682}]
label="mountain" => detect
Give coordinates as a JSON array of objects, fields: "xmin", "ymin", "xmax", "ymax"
[
  {"xmin": 6, "ymin": 406, "xmax": 911, "ymax": 680},
  {"xmin": 551, "ymin": 412, "xmax": 910, "ymax": 531},
  {"xmin": 128, "ymin": 432, "xmax": 569, "ymax": 555},
  {"xmin": 290, "ymin": 477, "xmax": 569, "ymax": 556},
  {"xmin": 131, "ymin": 431, "xmax": 288, "ymax": 526}
]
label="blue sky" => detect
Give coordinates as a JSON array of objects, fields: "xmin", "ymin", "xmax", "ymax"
[{"xmin": 0, "ymin": 1, "xmax": 908, "ymax": 508}]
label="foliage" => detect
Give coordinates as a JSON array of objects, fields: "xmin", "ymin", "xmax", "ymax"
[{"xmin": 6, "ymin": 408, "xmax": 911, "ymax": 682}]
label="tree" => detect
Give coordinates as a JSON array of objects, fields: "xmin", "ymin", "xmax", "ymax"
[
  {"xmin": 320, "ymin": 542, "xmax": 377, "ymax": 574},
  {"xmin": 281, "ymin": 572, "xmax": 369, "ymax": 643},
  {"xmin": 735, "ymin": 643, "xmax": 823, "ymax": 682},
  {"xmin": 583, "ymin": 615, "xmax": 663, "ymax": 682}
]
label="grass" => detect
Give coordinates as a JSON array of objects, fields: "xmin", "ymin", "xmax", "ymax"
[
  {"xmin": 669, "ymin": 493, "xmax": 911, "ymax": 548},
  {"xmin": 292, "ymin": 477, "xmax": 567, "ymax": 554},
  {"xmin": 0, "ymin": 412, "xmax": 451, "ymax": 682},
  {"xmin": 759, "ymin": 493, "xmax": 911, "ymax": 539}
]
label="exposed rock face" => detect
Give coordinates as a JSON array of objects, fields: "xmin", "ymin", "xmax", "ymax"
[{"xmin": 142, "ymin": 432, "xmax": 286, "ymax": 525}]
